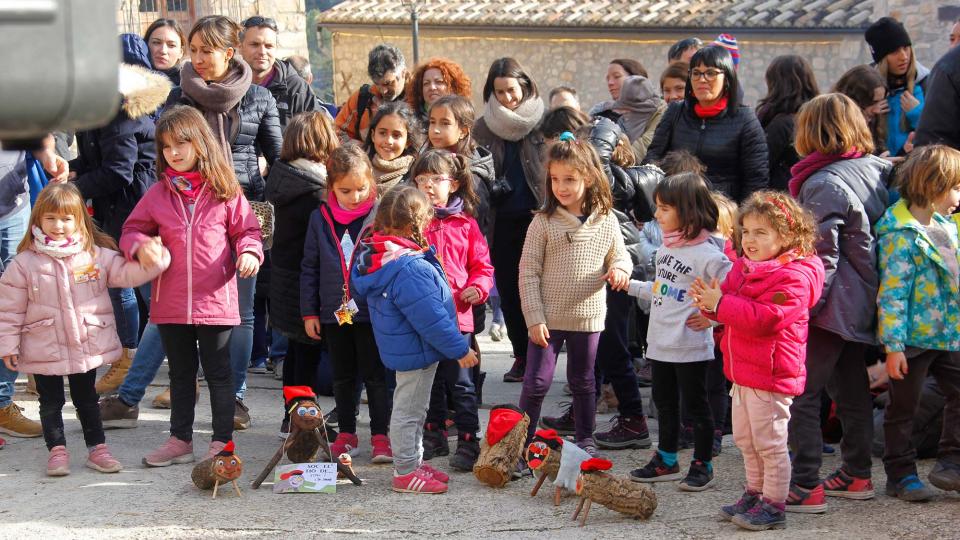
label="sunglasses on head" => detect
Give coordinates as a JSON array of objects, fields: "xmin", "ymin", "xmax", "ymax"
[{"xmin": 243, "ymin": 16, "xmax": 277, "ymax": 31}]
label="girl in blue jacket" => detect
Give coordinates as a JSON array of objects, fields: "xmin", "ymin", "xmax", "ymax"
[{"xmin": 351, "ymin": 186, "xmax": 479, "ymax": 494}]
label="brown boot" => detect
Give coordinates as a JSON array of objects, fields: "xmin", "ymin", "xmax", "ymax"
[
  {"xmin": 95, "ymin": 348, "xmax": 135, "ymax": 395},
  {"xmin": 151, "ymin": 387, "xmax": 171, "ymax": 409},
  {"xmin": 0, "ymin": 403, "xmax": 42, "ymax": 437},
  {"xmin": 26, "ymin": 374, "xmax": 38, "ymax": 395}
]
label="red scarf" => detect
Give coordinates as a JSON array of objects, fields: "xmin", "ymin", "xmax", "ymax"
[
  {"xmin": 165, "ymin": 168, "xmax": 204, "ymax": 202},
  {"xmin": 693, "ymin": 95, "xmax": 728, "ymax": 118},
  {"xmin": 788, "ymin": 149, "xmax": 865, "ymax": 198},
  {"xmin": 327, "ymin": 192, "xmax": 376, "ymax": 225}
]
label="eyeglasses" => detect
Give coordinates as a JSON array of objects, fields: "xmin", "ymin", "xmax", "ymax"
[
  {"xmin": 242, "ymin": 16, "xmax": 277, "ymax": 31},
  {"xmin": 689, "ymin": 69, "xmax": 724, "ymax": 82},
  {"xmin": 414, "ymin": 175, "xmax": 453, "ymax": 187}
]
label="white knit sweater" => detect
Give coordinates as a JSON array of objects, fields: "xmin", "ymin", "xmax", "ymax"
[{"xmin": 519, "ymin": 207, "xmax": 632, "ymax": 332}]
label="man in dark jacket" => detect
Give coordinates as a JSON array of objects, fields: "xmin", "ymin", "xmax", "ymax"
[
  {"xmin": 241, "ymin": 15, "xmax": 320, "ymax": 129},
  {"xmin": 915, "ymin": 44, "xmax": 960, "ymax": 149}
]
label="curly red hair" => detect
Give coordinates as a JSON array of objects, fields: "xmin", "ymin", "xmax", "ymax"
[{"xmin": 406, "ymin": 57, "xmax": 472, "ymax": 112}]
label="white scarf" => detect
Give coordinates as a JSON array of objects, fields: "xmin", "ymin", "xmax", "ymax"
[
  {"xmin": 32, "ymin": 225, "xmax": 85, "ymax": 259},
  {"xmin": 289, "ymin": 158, "xmax": 328, "ymax": 180},
  {"xmin": 481, "ymin": 96, "xmax": 545, "ymax": 142}
]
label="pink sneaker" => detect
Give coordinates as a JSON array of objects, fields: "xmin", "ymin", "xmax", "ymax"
[
  {"xmin": 86, "ymin": 443, "xmax": 122, "ymax": 473},
  {"xmin": 371, "ymin": 434, "xmax": 393, "ymax": 464},
  {"xmin": 203, "ymin": 440, "xmax": 227, "ymax": 461},
  {"xmin": 47, "ymin": 445, "xmax": 70, "ymax": 476},
  {"xmin": 392, "ymin": 468, "xmax": 448, "ymax": 494},
  {"xmin": 330, "ymin": 432, "xmax": 359, "ymax": 457},
  {"xmin": 143, "ymin": 436, "xmax": 194, "ymax": 467},
  {"xmin": 419, "ymin": 462, "xmax": 449, "ymax": 483}
]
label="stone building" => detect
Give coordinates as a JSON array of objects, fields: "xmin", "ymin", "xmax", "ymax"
[
  {"xmin": 115, "ymin": 0, "xmax": 310, "ymax": 59},
  {"xmin": 316, "ymin": 0, "xmax": 953, "ymax": 110}
]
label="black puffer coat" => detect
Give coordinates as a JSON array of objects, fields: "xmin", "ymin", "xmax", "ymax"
[
  {"xmin": 166, "ymin": 84, "xmax": 282, "ymax": 201},
  {"xmin": 468, "ymin": 145, "xmax": 495, "ymax": 237},
  {"xmin": 762, "ymin": 113, "xmax": 800, "ymax": 192},
  {"xmin": 643, "ymin": 100, "xmax": 769, "ymax": 202},
  {"xmin": 265, "ymin": 160, "xmax": 327, "ymax": 343}
]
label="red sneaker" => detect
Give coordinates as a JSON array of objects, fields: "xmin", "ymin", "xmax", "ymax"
[
  {"xmin": 330, "ymin": 432, "xmax": 359, "ymax": 457},
  {"xmin": 371, "ymin": 434, "xmax": 393, "ymax": 464},
  {"xmin": 392, "ymin": 468, "xmax": 448, "ymax": 494},
  {"xmin": 822, "ymin": 468, "xmax": 875, "ymax": 499},
  {"xmin": 419, "ymin": 462, "xmax": 449, "ymax": 483},
  {"xmin": 785, "ymin": 483, "xmax": 827, "ymax": 514}
]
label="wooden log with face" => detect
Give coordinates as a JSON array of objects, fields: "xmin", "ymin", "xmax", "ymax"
[
  {"xmin": 192, "ymin": 441, "xmax": 243, "ymax": 498},
  {"xmin": 572, "ymin": 458, "xmax": 657, "ymax": 526},
  {"xmin": 525, "ymin": 430, "xmax": 562, "ymax": 502}
]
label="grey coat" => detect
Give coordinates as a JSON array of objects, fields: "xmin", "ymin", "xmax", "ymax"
[{"xmin": 796, "ymin": 155, "xmax": 891, "ymax": 345}]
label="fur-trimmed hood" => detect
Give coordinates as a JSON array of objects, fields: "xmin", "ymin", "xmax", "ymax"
[{"xmin": 118, "ymin": 64, "xmax": 171, "ymax": 120}]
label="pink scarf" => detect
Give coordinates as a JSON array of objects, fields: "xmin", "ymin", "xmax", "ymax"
[
  {"xmin": 663, "ymin": 229, "xmax": 712, "ymax": 248},
  {"xmin": 31, "ymin": 225, "xmax": 84, "ymax": 259},
  {"xmin": 788, "ymin": 149, "xmax": 864, "ymax": 197},
  {"xmin": 165, "ymin": 168, "xmax": 205, "ymax": 202},
  {"xmin": 328, "ymin": 193, "xmax": 375, "ymax": 225}
]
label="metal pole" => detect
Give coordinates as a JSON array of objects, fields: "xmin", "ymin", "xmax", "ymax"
[{"xmin": 411, "ymin": 2, "xmax": 420, "ymax": 64}]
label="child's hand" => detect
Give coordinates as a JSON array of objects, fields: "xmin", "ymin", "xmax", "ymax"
[
  {"xmin": 304, "ymin": 319, "xmax": 322, "ymax": 341},
  {"xmin": 528, "ymin": 324, "xmax": 550, "ymax": 348},
  {"xmin": 604, "ymin": 268, "xmax": 629, "ymax": 291},
  {"xmin": 886, "ymin": 352, "xmax": 909, "ymax": 380},
  {"xmin": 458, "ymin": 349, "xmax": 478, "ymax": 369},
  {"xmin": 690, "ymin": 277, "xmax": 722, "ymax": 312},
  {"xmin": 686, "ymin": 312, "xmax": 712, "ymax": 331},
  {"xmin": 136, "ymin": 239, "xmax": 164, "ymax": 271},
  {"xmin": 2, "ymin": 355, "xmax": 18, "ymax": 370},
  {"xmin": 460, "ymin": 286, "xmax": 482, "ymax": 305},
  {"xmin": 237, "ymin": 253, "xmax": 260, "ymax": 279}
]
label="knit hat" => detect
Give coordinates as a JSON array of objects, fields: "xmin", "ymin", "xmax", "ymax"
[
  {"xmin": 865, "ymin": 17, "xmax": 912, "ymax": 64},
  {"xmin": 713, "ymin": 34, "xmax": 740, "ymax": 67}
]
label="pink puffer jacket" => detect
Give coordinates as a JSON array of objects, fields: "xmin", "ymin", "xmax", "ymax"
[
  {"xmin": 0, "ymin": 247, "xmax": 168, "ymax": 376},
  {"xmin": 425, "ymin": 211, "xmax": 494, "ymax": 333},
  {"xmin": 120, "ymin": 178, "xmax": 263, "ymax": 326},
  {"xmin": 706, "ymin": 254, "xmax": 825, "ymax": 396}
]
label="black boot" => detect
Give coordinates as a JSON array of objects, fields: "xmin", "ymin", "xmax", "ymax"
[
  {"xmin": 503, "ymin": 356, "xmax": 525, "ymax": 382},
  {"xmin": 449, "ymin": 433, "xmax": 481, "ymax": 471},
  {"xmin": 422, "ymin": 423, "xmax": 449, "ymax": 460}
]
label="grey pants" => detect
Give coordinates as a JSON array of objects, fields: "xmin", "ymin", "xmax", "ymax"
[{"xmin": 392, "ymin": 363, "xmax": 439, "ymax": 475}]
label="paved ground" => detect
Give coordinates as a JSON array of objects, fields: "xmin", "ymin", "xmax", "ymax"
[{"xmin": 1, "ymin": 330, "xmax": 958, "ymax": 539}]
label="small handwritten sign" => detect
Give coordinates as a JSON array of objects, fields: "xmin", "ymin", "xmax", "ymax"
[{"xmin": 273, "ymin": 462, "xmax": 337, "ymax": 494}]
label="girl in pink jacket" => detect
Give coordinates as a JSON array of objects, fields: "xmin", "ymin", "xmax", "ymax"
[
  {"xmin": 691, "ymin": 191, "xmax": 824, "ymax": 531},
  {"xmin": 120, "ymin": 106, "xmax": 263, "ymax": 467},
  {"xmin": 415, "ymin": 149, "xmax": 494, "ymax": 470},
  {"xmin": 0, "ymin": 183, "xmax": 169, "ymax": 476}
]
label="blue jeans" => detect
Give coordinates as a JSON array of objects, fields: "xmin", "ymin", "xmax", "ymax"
[
  {"xmin": 109, "ymin": 287, "xmax": 140, "ymax": 349},
  {"xmin": 230, "ymin": 274, "xmax": 256, "ymax": 399},
  {"xmin": 117, "ymin": 282, "xmax": 168, "ymax": 406},
  {"xmin": 0, "ymin": 204, "xmax": 29, "ymax": 408}
]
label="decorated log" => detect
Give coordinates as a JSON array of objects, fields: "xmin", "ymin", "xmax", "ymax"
[
  {"xmin": 473, "ymin": 405, "xmax": 530, "ymax": 488},
  {"xmin": 526, "ymin": 429, "xmax": 562, "ymax": 498},
  {"xmin": 192, "ymin": 441, "xmax": 244, "ymax": 499},
  {"xmin": 573, "ymin": 458, "xmax": 657, "ymax": 525},
  {"xmin": 191, "ymin": 457, "xmax": 216, "ymax": 490},
  {"xmin": 286, "ymin": 429, "xmax": 324, "ymax": 463}
]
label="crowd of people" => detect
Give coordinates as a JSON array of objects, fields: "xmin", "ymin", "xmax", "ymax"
[{"xmin": 1, "ymin": 12, "xmax": 959, "ymax": 532}]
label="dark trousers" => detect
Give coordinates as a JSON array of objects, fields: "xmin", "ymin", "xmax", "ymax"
[
  {"xmin": 597, "ymin": 287, "xmax": 644, "ymax": 417},
  {"xmin": 323, "ymin": 322, "xmax": 389, "ymax": 435},
  {"xmin": 884, "ymin": 348, "xmax": 960, "ymax": 480},
  {"xmin": 651, "ymin": 359, "xmax": 714, "ymax": 462},
  {"xmin": 788, "ymin": 326, "xmax": 874, "ymax": 487},
  {"xmin": 35, "ymin": 368, "xmax": 104, "ymax": 450},
  {"xmin": 282, "ymin": 339, "xmax": 323, "ymax": 391},
  {"xmin": 682, "ymin": 346, "xmax": 729, "ymax": 431},
  {"xmin": 426, "ymin": 333, "xmax": 480, "ymax": 436},
  {"xmin": 491, "ymin": 213, "xmax": 532, "ymax": 359},
  {"xmin": 158, "ymin": 324, "xmax": 234, "ymax": 443}
]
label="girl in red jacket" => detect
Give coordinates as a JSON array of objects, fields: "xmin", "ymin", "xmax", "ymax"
[
  {"xmin": 691, "ymin": 191, "xmax": 824, "ymax": 531},
  {"xmin": 121, "ymin": 106, "xmax": 263, "ymax": 467},
  {"xmin": 414, "ymin": 149, "xmax": 494, "ymax": 471}
]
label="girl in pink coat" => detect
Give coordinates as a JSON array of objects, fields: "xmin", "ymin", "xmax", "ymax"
[
  {"xmin": 121, "ymin": 106, "xmax": 263, "ymax": 467},
  {"xmin": 0, "ymin": 183, "xmax": 169, "ymax": 476},
  {"xmin": 691, "ymin": 191, "xmax": 825, "ymax": 531}
]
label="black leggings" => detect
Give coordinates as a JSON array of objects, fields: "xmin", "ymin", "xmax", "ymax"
[
  {"xmin": 158, "ymin": 324, "xmax": 234, "ymax": 443},
  {"xmin": 323, "ymin": 322, "xmax": 390, "ymax": 435},
  {"xmin": 651, "ymin": 359, "xmax": 715, "ymax": 462},
  {"xmin": 35, "ymin": 368, "xmax": 104, "ymax": 450},
  {"xmin": 490, "ymin": 213, "xmax": 533, "ymax": 359}
]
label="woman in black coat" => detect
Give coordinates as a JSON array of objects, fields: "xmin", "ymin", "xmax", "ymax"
[{"xmin": 644, "ymin": 46, "xmax": 769, "ymax": 202}]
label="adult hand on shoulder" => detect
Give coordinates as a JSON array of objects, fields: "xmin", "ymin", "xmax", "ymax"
[
  {"xmin": 237, "ymin": 253, "xmax": 260, "ymax": 279},
  {"xmin": 460, "ymin": 286, "xmax": 482, "ymax": 305},
  {"xmin": 528, "ymin": 323, "xmax": 550, "ymax": 348},
  {"xmin": 2, "ymin": 355, "xmax": 18, "ymax": 370},
  {"xmin": 900, "ymin": 91, "xmax": 920, "ymax": 113},
  {"xmin": 604, "ymin": 268, "xmax": 629, "ymax": 291},
  {"xmin": 304, "ymin": 319, "xmax": 322, "ymax": 341},
  {"xmin": 458, "ymin": 349, "xmax": 478, "ymax": 369},
  {"xmin": 886, "ymin": 352, "xmax": 908, "ymax": 380}
]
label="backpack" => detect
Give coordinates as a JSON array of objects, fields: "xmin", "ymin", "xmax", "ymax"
[{"xmin": 354, "ymin": 84, "xmax": 374, "ymax": 140}]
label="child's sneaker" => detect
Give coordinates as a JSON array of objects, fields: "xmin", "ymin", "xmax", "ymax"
[
  {"xmin": 449, "ymin": 433, "xmax": 480, "ymax": 471},
  {"xmin": 538, "ymin": 403, "xmax": 575, "ymax": 436},
  {"xmin": 330, "ymin": 432, "xmax": 359, "ymax": 457},
  {"xmin": 420, "ymin": 462, "xmax": 450, "ymax": 483},
  {"xmin": 630, "ymin": 452, "xmax": 681, "ymax": 483},
  {"xmin": 248, "ymin": 358, "xmax": 268, "ymax": 374},
  {"xmin": 143, "ymin": 436, "xmax": 194, "ymax": 467},
  {"xmin": 822, "ymin": 467, "xmax": 874, "ymax": 499},
  {"xmin": 422, "ymin": 423, "xmax": 449, "ymax": 460},
  {"xmin": 86, "ymin": 443, "xmax": 122, "ymax": 473},
  {"xmin": 392, "ymin": 468, "xmax": 448, "ymax": 494},
  {"xmin": 784, "ymin": 483, "xmax": 827, "ymax": 513},
  {"xmin": 885, "ymin": 474, "xmax": 935, "ymax": 502},
  {"xmin": 47, "ymin": 445, "xmax": 70, "ymax": 476},
  {"xmin": 720, "ymin": 490, "xmax": 760, "ymax": 520},
  {"xmin": 731, "ymin": 500, "xmax": 787, "ymax": 531},
  {"xmin": 371, "ymin": 434, "xmax": 393, "ymax": 464},
  {"xmin": 678, "ymin": 459, "xmax": 715, "ymax": 491},
  {"xmin": 203, "ymin": 440, "xmax": 227, "ymax": 461},
  {"xmin": 929, "ymin": 460, "xmax": 960, "ymax": 492}
]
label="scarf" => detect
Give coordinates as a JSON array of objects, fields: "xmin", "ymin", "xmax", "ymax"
[
  {"xmin": 328, "ymin": 192, "xmax": 375, "ymax": 225},
  {"xmin": 179, "ymin": 58, "xmax": 252, "ymax": 167},
  {"xmin": 434, "ymin": 195, "xmax": 463, "ymax": 219},
  {"xmin": 355, "ymin": 232, "xmax": 427, "ymax": 275},
  {"xmin": 613, "ymin": 76, "xmax": 665, "ymax": 142},
  {"xmin": 372, "ymin": 154, "xmax": 414, "ymax": 193},
  {"xmin": 32, "ymin": 225, "xmax": 84, "ymax": 259},
  {"xmin": 788, "ymin": 149, "xmax": 865, "ymax": 197},
  {"xmin": 289, "ymin": 158, "xmax": 328, "ymax": 181},
  {"xmin": 693, "ymin": 95, "xmax": 729, "ymax": 118},
  {"xmin": 742, "ymin": 248, "xmax": 802, "ymax": 275},
  {"xmin": 481, "ymin": 96, "xmax": 544, "ymax": 142},
  {"xmin": 662, "ymin": 229, "xmax": 712, "ymax": 248},
  {"xmin": 165, "ymin": 168, "xmax": 204, "ymax": 202}
]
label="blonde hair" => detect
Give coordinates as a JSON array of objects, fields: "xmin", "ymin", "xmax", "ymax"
[
  {"xmin": 712, "ymin": 192, "xmax": 738, "ymax": 239},
  {"xmin": 18, "ymin": 183, "xmax": 116, "ymax": 255},
  {"xmin": 280, "ymin": 111, "xmax": 339, "ymax": 163},
  {"xmin": 795, "ymin": 93, "xmax": 875, "ymax": 156},
  {"xmin": 373, "ymin": 185, "xmax": 433, "ymax": 248},
  {"xmin": 877, "ymin": 48, "xmax": 918, "ymax": 135},
  {"xmin": 155, "ymin": 106, "xmax": 240, "ymax": 201},
  {"xmin": 737, "ymin": 190, "xmax": 818, "ymax": 256},
  {"xmin": 896, "ymin": 145, "xmax": 960, "ymax": 209}
]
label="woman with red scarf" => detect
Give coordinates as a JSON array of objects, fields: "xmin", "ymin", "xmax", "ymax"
[{"xmin": 644, "ymin": 46, "xmax": 768, "ymax": 203}]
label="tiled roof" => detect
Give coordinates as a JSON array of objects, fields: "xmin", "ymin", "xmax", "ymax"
[{"xmin": 316, "ymin": 0, "xmax": 876, "ymax": 30}]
